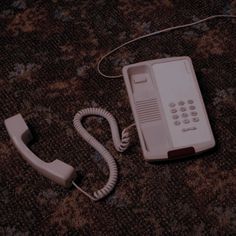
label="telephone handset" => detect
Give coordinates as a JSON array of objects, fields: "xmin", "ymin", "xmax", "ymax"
[
  {"xmin": 4, "ymin": 114, "xmax": 76, "ymax": 187},
  {"xmin": 122, "ymin": 57, "xmax": 215, "ymax": 160},
  {"xmin": 4, "ymin": 109, "xmax": 131, "ymax": 201}
]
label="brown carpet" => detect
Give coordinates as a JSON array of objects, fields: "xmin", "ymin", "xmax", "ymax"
[{"xmin": 0, "ymin": 0, "xmax": 236, "ymax": 235}]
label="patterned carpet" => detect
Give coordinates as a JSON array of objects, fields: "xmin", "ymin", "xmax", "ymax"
[{"xmin": 0, "ymin": 0, "xmax": 236, "ymax": 235}]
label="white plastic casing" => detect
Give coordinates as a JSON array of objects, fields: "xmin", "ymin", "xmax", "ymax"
[
  {"xmin": 4, "ymin": 114, "xmax": 76, "ymax": 187},
  {"xmin": 122, "ymin": 57, "xmax": 215, "ymax": 161}
]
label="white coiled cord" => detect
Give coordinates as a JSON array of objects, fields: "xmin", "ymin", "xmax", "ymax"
[{"xmin": 72, "ymin": 108, "xmax": 135, "ymax": 201}]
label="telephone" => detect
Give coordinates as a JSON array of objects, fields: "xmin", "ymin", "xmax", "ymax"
[
  {"xmin": 122, "ymin": 57, "xmax": 215, "ymax": 160},
  {"xmin": 4, "ymin": 57, "xmax": 215, "ymax": 201},
  {"xmin": 4, "ymin": 15, "xmax": 235, "ymax": 201}
]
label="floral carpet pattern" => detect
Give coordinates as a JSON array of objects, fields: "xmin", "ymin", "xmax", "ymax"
[{"xmin": 0, "ymin": 0, "xmax": 236, "ymax": 235}]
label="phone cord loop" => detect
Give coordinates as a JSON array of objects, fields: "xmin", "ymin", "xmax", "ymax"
[{"xmin": 73, "ymin": 108, "xmax": 134, "ymax": 201}]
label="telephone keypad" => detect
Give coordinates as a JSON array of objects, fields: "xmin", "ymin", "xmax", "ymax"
[{"xmin": 169, "ymin": 99, "xmax": 200, "ymax": 126}]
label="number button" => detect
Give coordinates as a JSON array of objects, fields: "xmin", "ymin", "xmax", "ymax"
[
  {"xmin": 193, "ymin": 117, "xmax": 200, "ymax": 122},
  {"xmin": 191, "ymin": 111, "xmax": 198, "ymax": 116},
  {"xmin": 182, "ymin": 113, "xmax": 188, "ymax": 118},
  {"xmin": 180, "ymin": 107, "xmax": 187, "ymax": 112},
  {"xmin": 172, "ymin": 114, "xmax": 179, "ymax": 120},
  {"xmin": 174, "ymin": 121, "xmax": 181, "ymax": 126},
  {"xmin": 178, "ymin": 101, "xmax": 185, "ymax": 106},
  {"xmin": 189, "ymin": 105, "xmax": 196, "ymax": 110},
  {"xmin": 183, "ymin": 119, "xmax": 190, "ymax": 124},
  {"xmin": 171, "ymin": 108, "xmax": 178, "ymax": 113},
  {"xmin": 169, "ymin": 103, "xmax": 176, "ymax": 108},
  {"xmin": 187, "ymin": 100, "xmax": 194, "ymax": 104}
]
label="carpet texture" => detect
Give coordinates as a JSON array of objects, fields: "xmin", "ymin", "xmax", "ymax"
[{"xmin": 0, "ymin": 0, "xmax": 236, "ymax": 235}]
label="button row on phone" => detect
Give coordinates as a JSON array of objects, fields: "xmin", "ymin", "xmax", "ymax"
[
  {"xmin": 170, "ymin": 106, "xmax": 196, "ymax": 113},
  {"xmin": 169, "ymin": 100, "xmax": 194, "ymax": 108},
  {"xmin": 172, "ymin": 111, "xmax": 198, "ymax": 119},
  {"xmin": 174, "ymin": 117, "xmax": 200, "ymax": 126}
]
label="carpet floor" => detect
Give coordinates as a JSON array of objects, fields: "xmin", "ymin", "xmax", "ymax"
[{"xmin": 0, "ymin": 0, "xmax": 236, "ymax": 235}]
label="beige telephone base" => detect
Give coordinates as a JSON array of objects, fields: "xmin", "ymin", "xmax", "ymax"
[{"xmin": 122, "ymin": 57, "xmax": 215, "ymax": 161}]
